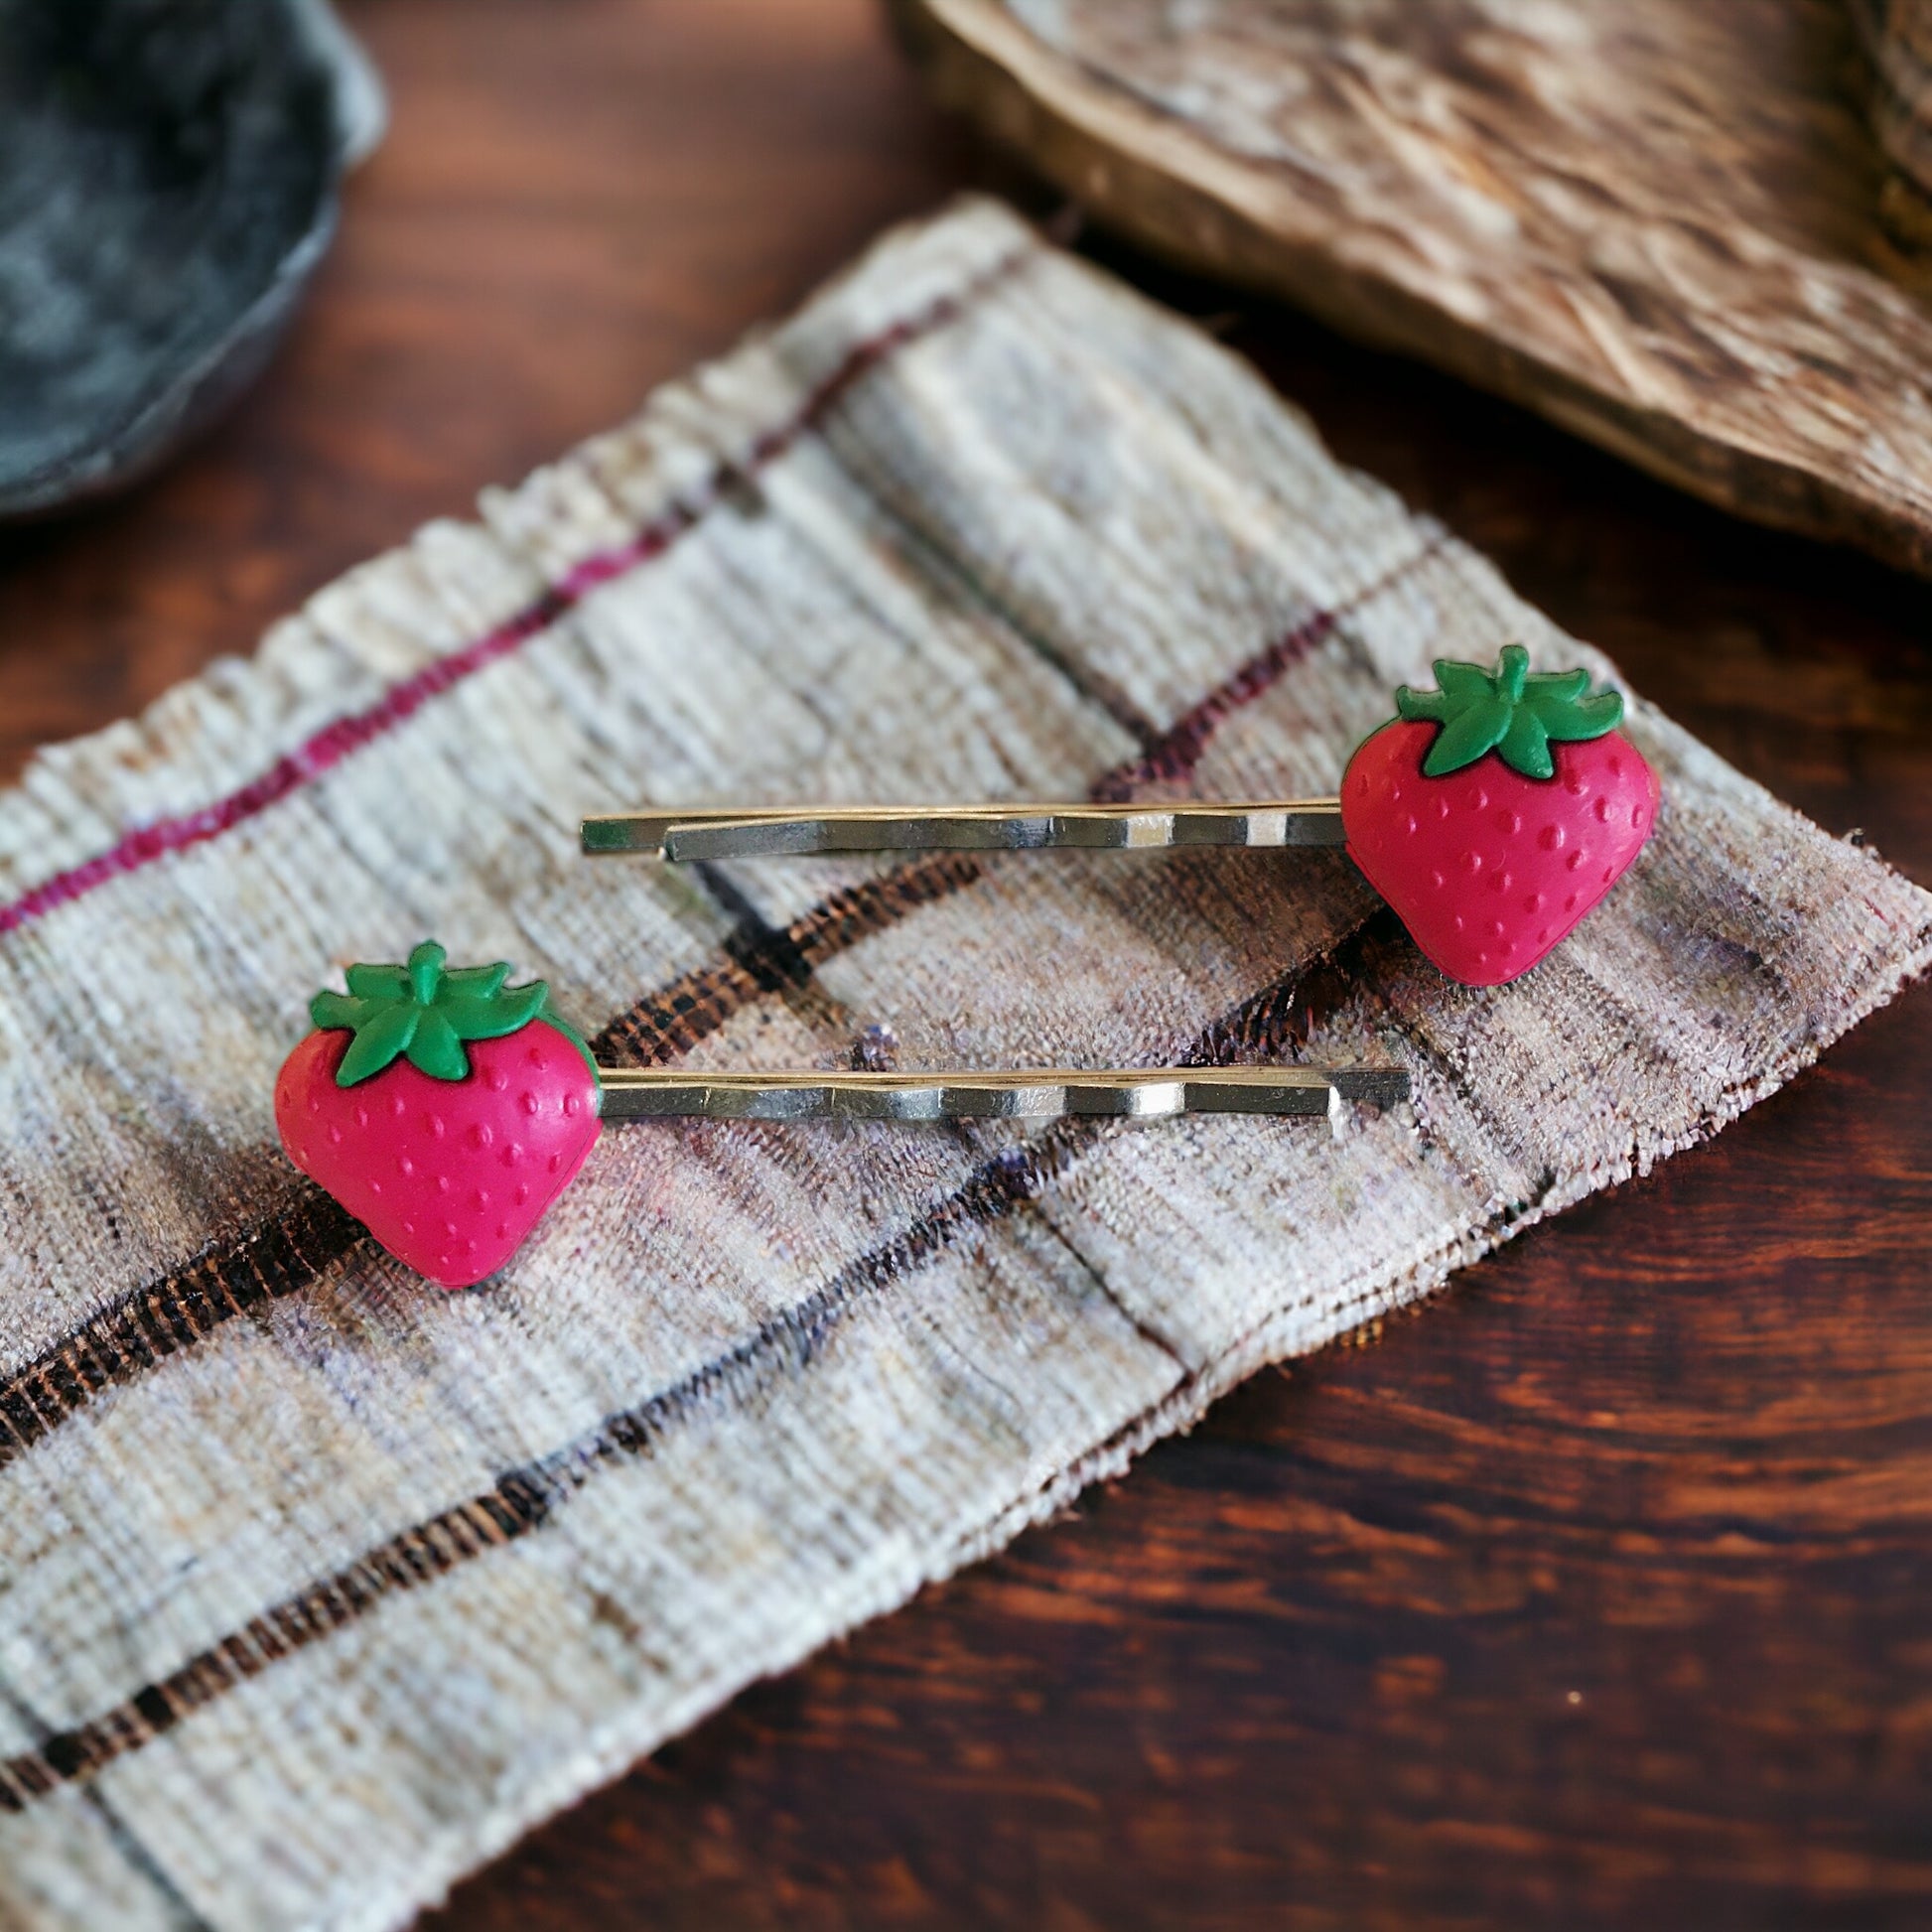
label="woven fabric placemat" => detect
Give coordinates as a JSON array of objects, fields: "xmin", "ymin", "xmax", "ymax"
[{"xmin": 0, "ymin": 198, "xmax": 1925, "ymax": 1932}]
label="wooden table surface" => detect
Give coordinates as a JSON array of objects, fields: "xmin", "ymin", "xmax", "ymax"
[{"xmin": 7, "ymin": 4, "xmax": 1932, "ymax": 1926}]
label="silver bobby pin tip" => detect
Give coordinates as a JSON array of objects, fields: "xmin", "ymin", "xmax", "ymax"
[
  {"xmin": 595, "ymin": 1063, "xmax": 1408, "ymax": 1122},
  {"xmin": 581, "ymin": 801, "xmax": 1346, "ymax": 860}
]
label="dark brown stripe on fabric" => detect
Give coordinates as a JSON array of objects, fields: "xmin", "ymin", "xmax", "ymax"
[
  {"xmin": 0, "ymin": 1191, "xmax": 361, "ymax": 1468},
  {"xmin": 593, "ymin": 852, "xmax": 985, "ymax": 1065},
  {"xmin": 0, "ymin": 537, "xmax": 1437, "ymax": 1477},
  {"xmin": 0, "ymin": 910, "xmax": 1395, "ymax": 1812}
]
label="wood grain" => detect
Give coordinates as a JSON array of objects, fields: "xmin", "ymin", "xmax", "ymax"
[
  {"xmin": 3, "ymin": 3, "xmax": 1931, "ymax": 1926},
  {"xmin": 1853, "ymin": 0, "xmax": 1932, "ymax": 259},
  {"xmin": 892, "ymin": 0, "xmax": 1932, "ymax": 584}
]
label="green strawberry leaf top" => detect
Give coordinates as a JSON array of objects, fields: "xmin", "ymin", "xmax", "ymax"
[
  {"xmin": 311, "ymin": 941, "xmax": 596, "ymax": 1087},
  {"xmin": 1395, "ymin": 644, "xmax": 1624, "ymax": 781}
]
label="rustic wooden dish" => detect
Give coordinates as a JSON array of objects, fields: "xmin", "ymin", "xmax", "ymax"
[{"xmin": 892, "ymin": 0, "xmax": 1932, "ymax": 580}]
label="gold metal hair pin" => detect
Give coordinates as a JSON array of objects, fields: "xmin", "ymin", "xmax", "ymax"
[{"xmin": 583, "ymin": 801, "xmax": 1344, "ymax": 859}]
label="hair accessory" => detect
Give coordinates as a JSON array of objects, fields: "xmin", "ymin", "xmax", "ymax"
[
  {"xmin": 279, "ymin": 652, "xmax": 1634, "ymax": 1289},
  {"xmin": 585, "ymin": 648, "xmax": 1657, "ymax": 989},
  {"xmin": 276, "ymin": 942, "xmax": 1408, "ymax": 1290}
]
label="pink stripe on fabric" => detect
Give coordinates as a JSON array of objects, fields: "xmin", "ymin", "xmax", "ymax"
[{"xmin": 0, "ymin": 250, "xmax": 1031, "ymax": 942}]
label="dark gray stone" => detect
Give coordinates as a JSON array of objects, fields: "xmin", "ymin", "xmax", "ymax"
[{"xmin": 0, "ymin": 0, "xmax": 381, "ymax": 517}]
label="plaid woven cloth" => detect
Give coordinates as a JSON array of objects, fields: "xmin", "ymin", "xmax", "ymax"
[{"xmin": 0, "ymin": 198, "xmax": 1924, "ymax": 1931}]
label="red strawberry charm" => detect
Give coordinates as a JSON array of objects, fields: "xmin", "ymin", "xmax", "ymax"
[
  {"xmin": 1341, "ymin": 646, "xmax": 1658, "ymax": 986},
  {"xmin": 275, "ymin": 942, "xmax": 603, "ymax": 1289}
]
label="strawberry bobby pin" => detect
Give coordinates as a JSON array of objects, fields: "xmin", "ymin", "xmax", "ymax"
[
  {"xmin": 588, "ymin": 644, "xmax": 1659, "ymax": 989},
  {"xmin": 276, "ymin": 648, "xmax": 1653, "ymax": 1290}
]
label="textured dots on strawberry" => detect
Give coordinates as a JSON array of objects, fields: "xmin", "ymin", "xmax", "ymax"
[
  {"xmin": 1341, "ymin": 645, "xmax": 1658, "ymax": 987},
  {"xmin": 274, "ymin": 942, "xmax": 603, "ymax": 1290}
]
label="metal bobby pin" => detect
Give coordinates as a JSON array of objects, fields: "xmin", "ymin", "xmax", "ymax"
[
  {"xmin": 582, "ymin": 801, "xmax": 1345, "ymax": 861},
  {"xmin": 596, "ymin": 1063, "xmax": 1405, "ymax": 1123}
]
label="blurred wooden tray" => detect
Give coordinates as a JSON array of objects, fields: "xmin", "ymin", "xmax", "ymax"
[{"xmin": 894, "ymin": 0, "xmax": 1932, "ymax": 579}]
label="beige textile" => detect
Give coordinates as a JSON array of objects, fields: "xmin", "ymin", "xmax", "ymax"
[{"xmin": 0, "ymin": 198, "xmax": 1924, "ymax": 1932}]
